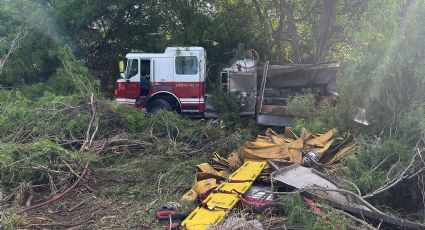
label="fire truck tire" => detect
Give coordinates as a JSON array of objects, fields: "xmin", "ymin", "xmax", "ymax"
[{"xmin": 148, "ymin": 99, "xmax": 172, "ymax": 113}]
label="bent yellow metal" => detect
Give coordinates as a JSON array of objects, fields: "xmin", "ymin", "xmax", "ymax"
[{"xmin": 181, "ymin": 160, "xmax": 266, "ymax": 230}]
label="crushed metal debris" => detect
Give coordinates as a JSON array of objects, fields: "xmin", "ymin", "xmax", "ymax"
[{"xmin": 157, "ymin": 127, "xmax": 425, "ymax": 230}]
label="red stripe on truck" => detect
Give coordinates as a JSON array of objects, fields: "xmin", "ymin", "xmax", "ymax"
[{"xmin": 115, "ymin": 81, "xmax": 206, "ymax": 112}]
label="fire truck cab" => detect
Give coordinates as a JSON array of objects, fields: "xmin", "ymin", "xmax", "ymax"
[{"xmin": 114, "ymin": 47, "xmax": 206, "ymax": 114}]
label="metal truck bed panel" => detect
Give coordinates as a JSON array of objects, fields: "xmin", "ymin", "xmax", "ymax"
[
  {"xmin": 257, "ymin": 63, "xmax": 339, "ymax": 88},
  {"xmin": 263, "ymin": 64, "xmax": 338, "ymax": 88},
  {"xmin": 256, "ymin": 113, "xmax": 295, "ymax": 127}
]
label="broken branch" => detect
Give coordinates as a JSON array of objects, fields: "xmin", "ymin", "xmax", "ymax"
[{"xmin": 363, "ymin": 146, "xmax": 424, "ymax": 199}]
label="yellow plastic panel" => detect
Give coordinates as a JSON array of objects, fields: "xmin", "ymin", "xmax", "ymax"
[{"xmin": 181, "ymin": 160, "xmax": 266, "ymax": 230}]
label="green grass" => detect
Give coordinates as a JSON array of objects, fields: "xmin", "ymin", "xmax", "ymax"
[{"xmin": 281, "ymin": 194, "xmax": 354, "ymax": 229}]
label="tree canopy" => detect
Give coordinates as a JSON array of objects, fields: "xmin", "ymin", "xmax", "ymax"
[{"xmin": 0, "ymin": 0, "xmax": 408, "ymax": 88}]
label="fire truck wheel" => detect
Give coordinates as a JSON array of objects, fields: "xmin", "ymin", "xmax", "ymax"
[{"xmin": 148, "ymin": 99, "xmax": 173, "ymax": 113}]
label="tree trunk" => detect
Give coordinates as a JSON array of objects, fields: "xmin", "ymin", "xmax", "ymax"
[
  {"xmin": 283, "ymin": 0, "xmax": 301, "ymax": 63},
  {"xmin": 315, "ymin": 0, "xmax": 337, "ymax": 62},
  {"xmin": 252, "ymin": 0, "xmax": 282, "ymax": 57}
]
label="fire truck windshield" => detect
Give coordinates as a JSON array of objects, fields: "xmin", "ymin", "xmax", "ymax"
[{"xmin": 125, "ymin": 59, "xmax": 139, "ymax": 79}]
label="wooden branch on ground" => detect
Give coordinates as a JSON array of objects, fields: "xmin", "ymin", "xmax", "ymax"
[
  {"xmin": 81, "ymin": 93, "xmax": 96, "ymax": 151},
  {"xmin": 318, "ymin": 203, "xmax": 377, "ymax": 230},
  {"xmin": 15, "ymin": 140, "xmax": 107, "ymax": 215},
  {"xmin": 15, "ymin": 162, "xmax": 90, "ymax": 215},
  {"xmin": 259, "ymin": 186, "xmax": 425, "ymax": 229}
]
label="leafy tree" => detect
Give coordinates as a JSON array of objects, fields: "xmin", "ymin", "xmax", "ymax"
[{"xmin": 0, "ymin": 0, "xmax": 61, "ymax": 86}]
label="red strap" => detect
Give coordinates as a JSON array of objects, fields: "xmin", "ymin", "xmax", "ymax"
[
  {"xmin": 155, "ymin": 209, "xmax": 177, "ymax": 219},
  {"xmin": 212, "ymin": 189, "xmax": 244, "ymax": 196},
  {"xmin": 199, "ymin": 202, "xmax": 229, "ymax": 211}
]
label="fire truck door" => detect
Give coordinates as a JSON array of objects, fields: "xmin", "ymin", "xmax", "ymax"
[
  {"xmin": 122, "ymin": 58, "xmax": 141, "ymax": 100},
  {"xmin": 174, "ymin": 52, "xmax": 202, "ymax": 110}
]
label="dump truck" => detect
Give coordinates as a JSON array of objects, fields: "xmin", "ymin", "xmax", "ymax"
[{"xmin": 114, "ymin": 46, "xmax": 339, "ymax": 126}]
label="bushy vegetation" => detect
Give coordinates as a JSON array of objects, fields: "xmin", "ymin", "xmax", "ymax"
[
  {"xmin": 0, "ymin": 140, "xmax": 90, "ymax": 191},
  {"xmin": 209, "ymin": 88, "xmax": 242, "ymax": 122},
  {"xmin": 0, "ymin": 83, "xmax": 255, "ymax": 228},
  {"xmin": 286, "ymin": 93, "xmax": 315, "ymax": 117},
  {"xmin": 340, "ymin": 137, "xmax": 412, "ymax": 192}
]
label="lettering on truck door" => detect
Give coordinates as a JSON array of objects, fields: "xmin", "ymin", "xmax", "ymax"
[{"xmin": 174, "ymin": 51, "xmax": 201, "ymax": 112}]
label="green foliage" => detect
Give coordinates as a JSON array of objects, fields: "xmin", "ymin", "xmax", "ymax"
[
  {"xmin": 339, "ymin": 136, "xmax": 412, "ymax": 193},
  {"xmin": 398, "ymin": 105, "xmax": 425, "ymax": 142},
  {"xmin": 0, "ymin": 31, "xmax": 61, "ymax": 85},
  {"xmin": 100, "ymin": 151, "xmax": 203, "ymax": 191},
  {"xmin": 209, "ymin": 88, "xmax": 241, "ymax": 122},
  {"xmin": 333, "ymin": 5, "xmax": 425, "ymax": 215},
  {"xmin": 294, "ymin": 117, "xmax": 326, "ymax": 135},
  {"xmin": 282, "ymin": 194, "xmax": 317, "ymax": 227},
  {"xmin": 0, "ymin": 213, "xmax": 22, "ymax": 230},
  {"xmin": 47, "ymin": 47, "xmax": 100, "ymax": 96},
  {"xmin": 130, "ymin": 110, "xmax": 250, "ymax": 158},
  {"xmin": 289, "ymin": 94, "xmax": 347, "ymax": 135},
  {"xmin": 0, "ymin": 86, "xmax": 250, "ymax": 200},
  {"xmin": 286, "ymin": 93, "xmax": 315, "ymax": 117},
  {"xmin": 0, "ymin": 0, "xmax": 62, "ymax": 85},
  {"xmin": 0, "ymin": 90, "xmax": 91, "ymax": 142},
  {"xmin": 0, "ymin": 139, "xmax": 90, "ymax": 191},
  {"xmin": 281, "ymin": 194, "xmax": 353, "ymax": 229},
  {"xmin": 95, "ymin": 154, "xmax": 207, "ymax": 222},
  {"xmin": 336, "ymin": 135, "xmax": 425, "ymax": 213},
  {"xmin": 338, "ymin": 1, "xmax": 425, "ymax": 138},
  {"xmin": 0, "ymin": 1, "xmax": 97, "ymax": 94}
]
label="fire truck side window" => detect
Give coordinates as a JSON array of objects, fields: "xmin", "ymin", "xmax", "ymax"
[
  {"xmin": 175, "ymin": 56, "xmax": 198, "ymax": 75},
  {"xmin": 125, "ymin": 59, "xmax": 139, "ymax": 78}
]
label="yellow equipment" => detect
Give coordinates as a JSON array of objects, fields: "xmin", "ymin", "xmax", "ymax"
[{"xmin": 181, "ymin": 160, "xmax": 266, "ymax": 230}]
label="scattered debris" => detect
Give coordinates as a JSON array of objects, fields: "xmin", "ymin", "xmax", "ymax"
[
  {"xmin": 239, "ymin": 186, "xmax": 276, "ymax": 213},
  {"xmin": 175, "ymin": 127, "xmax": 425, "ymax": 230},
  {"xmin": 238, "ymin": 128, "xmax": 355, "ymax": 169}
]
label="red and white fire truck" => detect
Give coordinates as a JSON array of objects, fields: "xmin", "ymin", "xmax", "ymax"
[
  {"xmin": 114, "ymin": 47, "xmax": 207, "ymax": 114},
  {"xmin": 114, "ymin": 46, "xmax": 339, "ymax": 126}
]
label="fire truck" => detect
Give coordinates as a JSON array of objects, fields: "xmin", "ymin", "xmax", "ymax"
[
  {"xmin": 115, "ymin": 47, "xmax": 206, "ymax": 114},
  {"xmin": 114, "ymin": 46, "xmax": 339, "ymax": 126}
]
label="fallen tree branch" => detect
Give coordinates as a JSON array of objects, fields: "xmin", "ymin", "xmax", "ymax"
[
  {"xmin": 340, "ymin": 210, "xmax": 376, "ymax": 230},
  {"xmin": 257, "ymin": 185, "xmax": 425, "ymax": 229},
  {"xmin": 257, "ymin": 186, "xmax": 383, "ymax": 214},
  {"xmin": 344, "ymin": 179, "xmax": 362, "ymax": 196},
  {"xmin": 15, "ymin": 162, "xmax": 90, "ymax": 215},
  {"xmin": 318, "ymin": 203, "xmax": 377, "ymax": 230},
  {"xmin": 15, "ymin": 140, "xmax": 107, "ymax": 215},
  {"xmin": 362, "ymin": 145, "xmax": 424, "ymax": 199},
  {"xmin": 81, "ymin": 93, "xmax": 96, "ymax": 151}
]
